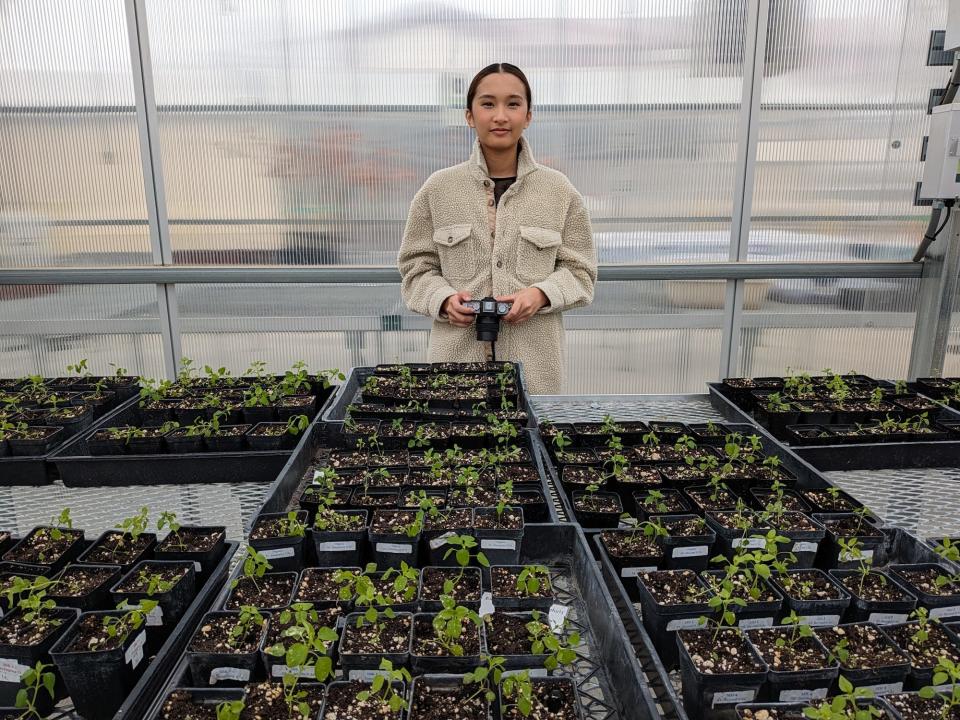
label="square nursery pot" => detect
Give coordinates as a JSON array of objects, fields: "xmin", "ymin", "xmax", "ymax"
[
  {"xmin": 126, "ymin": 429, "xmax": 167, "ymax": 455},
  {"xmin": 76, "ymin": 529, "xmax": 157, "ymax": 571},
  {"xmin": 598, "ymin": 529, "xmax": 665, "ymax": 599},
  {"xmin": 153, "ymin": 525, "xmax": 227, "ymax": 586},
  {"xmin": 489, "ymin": 565, "xmax": 557, "ymax": 612},
  {"xmin": 768, "ymin": 569, "xmax": 851, "ymax": 628},
  {"xmin": 188, "ymin": 610, "xmax": 271, "ymax": 687},
  {"xmin": 3, "ymin": 526, "xmax": 85, "ymax": 574},
  {"xmin": 417, "ymin": 566, "xmax": 483, "ymax": 613},
  {"xmin": 310, "ymin": 509, "xmax": 368, "ymax": 568},
  {"xmin": 205, "ymin": 424, "xmax": 252, "ymax": 452},
  {"xmin": 368, "ymin": 510, "xmax": 423, "ymax": 570},
  {"xmin": 259, "ymin": 606, "xmax": 340, "ymax": 682},
  {"xmin": 880, "ymin": 619, "xmax": 960, "ymax": 690},
  {"xmin": 703, "ymin": 511, "xmax": 772, "ymax": 561},
  {"xmin": 812, "ymin": 512, "xmax": 887, "ymax": 570},
  {"xmin": 497, "ymin": 675, "xmax": 584, "ymax": 720},
  {"xmin": 482, "ymin": 611, "xmax": 554, "ymax": 670},
  {"xmin": 409, "ymin": 612, "xmax": 484, "ymax": 675},
  {"xmin": 744, "ymin": 625, "xmax": 839, "ymax": 704},
  {"xmin": 337, "ymin": 611, "xmax": 412, "ymax": 675},
  {"xmin": 814, "ymin": 622, "xmax": 911, "ymax": 695},
  {"xmin": 422, "ymin": 509, "xmax": 475, "ymax": 565},
  {"xmin": 473, "ymin": 506, "xmax": 524, "ymax": 566},
  {"xmin": 49, "ymin": 609, "xmax": 150, "ymax": 720},
  {"xmin": 248, "ymin": 511, "xmax": 309, "ymax": 572},
  {"xmin": 571, "ymin": 491, "xmax": 623, "ymax": 529},
  {"xmin": 87, "ymin": 429, "xmax": 129, "ymax": 456},
  {"xmin": 784, "ymin": 424, "xmax": 837, "ymax": 446},
  {"xmin": 677, "ymin": 628, "xmax": 768, "ymax": 720},
  {"xmin": 295, "ymin": 567, "xmax": 360, "ymax": 610},
  {"xmin": 654, "ymin": 514, "xmax": 717, "ymax": 572},
  {"xmin": 110, "ymin": 560, "xmax": 196, "ymax": 654},
  {"xmin": 408, "ymin": 673, "xmax": 493, "ymax": 720},
  {"xmin": 637, "ymin": 569, "xmax": 713, "ymax": 670},
  {"xmin": 829, "ymin": 569, "xmax": 917, "ymax": 625},
  {"xmin": 768, "ymin": 512, "xmax": 826, "ymax": 569},
  {"xmin": 7, "ymin": 426, "xmax": 64, "ymax": 456},
  {"xmin": 247, "ymin": 422, "xmax": 298, "ymax": 450},
  {"xmin": 222, "ymin": 571, "xmax": 298, "ymax": 612},
  {"xmin": 48, "ymin": 563, "xmax": 122, "ymax": 611},
  {"xmin": 242, "ymin": 405, "xmax": 277, "ymax": 425},
  {"xmin": 163, "ymin": 427, "xmax": 206, "ymax": 454},
  {"xmin": 321, "ymin": 679, "xmax": 408, "ymax": 718},
  {"xmin": 701, "ymin": 570, "xmax": 785, "ymax": 631},
  {"xmin": 0, "ymin": 607, "xmax": 79, "ymax": 708},
  {"xmin": 887, "ymin": 563, "xmax": 960, "ymax": 622},
  {"xmin": 634, "ymin": 488, "xmax": 692, "ymax": 522},
  {"xmin": 801, "ymin": 487, "xmax": 862, "ymax": 514}
]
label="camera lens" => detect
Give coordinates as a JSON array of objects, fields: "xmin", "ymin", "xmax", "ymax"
[{"xmin": 475, "ymin": 314, "xmax": 500, "ymax": 342}]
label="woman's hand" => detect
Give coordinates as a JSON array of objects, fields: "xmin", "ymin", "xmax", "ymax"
[
  {"xmin": 441, "ymin": 291, "xmax": 475, "ymax": 327},
  {"xmin": 496, "ymin": 287, "xmax": 549, "ymax": 324}
]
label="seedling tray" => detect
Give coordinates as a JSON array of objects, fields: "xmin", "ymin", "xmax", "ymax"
[
  {"xmin": 151, "ymin": 523, "xmax": 659, "ymax": 720},
  {"xmin": 48, "ymin": 389, "xmax": 336, "ymax": 487}
]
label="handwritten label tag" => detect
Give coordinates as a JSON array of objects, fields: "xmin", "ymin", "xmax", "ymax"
[
  {"xmin": 666, "ymin": 617, "xmax": 706, "ymax": 631},
  {"xmin": 429, "ymin": 532, "xmax": 457, "ymax": 550},
  {"xmin": 780, "ymin": 687, "xmax": 829, "ymax": 702},
  {"xmin": 548, "ymin": 604, "xmax": 570, "ymax": 633},
  {"xmin": 0, "ymin": 658, "xmax": 29, "ymax": 684},
  {"xmin": 862, "ymin": 682, "xmax": 902, "ymax": 695},
  {"xmin": 868, "ymin": 612, "xmax": 908, "ymax": 625},
  {"xmin": 480, "ymin": 539, "xmax": 517, "ymax": 551},
  {"xmin": 315, "ymin": 541, "xmax": 356, "ymax": 553},
  {"xmin": 672, "ymin": 545, "xmax": 708, "ymax": 559},
  {"xmin": 376, "ymin": 542, "xmax": 414, "ymax": 555},
  {"xmin": 125, "ymin": 631, "xmax": 146, "ymax": 668},
  {"xmin": 271, "ymin": 664, "xmax": 316, "ymax": 678},
  {"xmin": 194, "ymin": 561, "xmax": 203, "ymax": 572},
  {"xmin": 931, "ymin": 605, "xmax": 960, "ymax": 620},
  {"xmin": 792, "ymin": 541, "xmax": 819, "ymax": 554},
  {"xmin": 738, "ymin": 617, "xmax": 773, "ymax": 630},
  {"xmin": 146, "ymin": 605, "xmax": 164, "ymax": 627},
  {"xmin": 711, "ymin": 690, "xmax": 755, "ymax": 707},
  {"xmin": 621, "ymin": 566, "xmax": 657, "ymax": 578},
  {"xmin": 209, "ymin": 667, "xmax": 250, "ymax": 684},
  {"xmin": 260, "ymin": 547, "xmax": 296, "ymax": 560},
  {"xmin": 732, "ymin": 538, "xmax": 766, "ymax": 550},
  {"xmin": 802, "ymin": 614, "xmax": 840, "ymax": 627},
  {"xmin": 840, "ymin": 548, "xmax": 874, "ymax": 562},
  {"xmin": 348, "ymin": 669, "xmax": 384, "ymax": 682},
  {"xmin": 479, "ymin": 592, "xmax": 495, "ymax": 617}
]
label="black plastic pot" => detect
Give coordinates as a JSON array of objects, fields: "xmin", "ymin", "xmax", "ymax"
[
  {"xmin": 571, "ymin": 491, "xmax": 622, "ymax": 529},
  {"xmin": 369, "ymin": 513, "xmax": 423, "ymax": 570},
  {"xmin": 702, "ymin": 570, "xmax": 784, "ymax": 631},
  {"xmin": 704, "ymin": 512, "xmax": 771, "ymax": 561},
  {"xmin": 881, "ymin": 620, "xmax": 960, "ymax": 690},
  {"xmin": 829, "ymin": 569, "xmax": 917, "ymax": 625},
  {"xmin": 636, "ymin": 569, "xmax": 713, "ymax": 670},
  {"xmin": 410, "ymin": 612, "xmax": 483, "ymax": 675},
  {"xmin": 887, "ymin": 563, "xmax": 960, "ymax": 621},
  {"xmin": 153, "ymin": 525, "xmax": 227, "ymax": 586},
  {"xmin": 310, "ymin": 510, "xmax": 368, "ymax": 568},
  {"xmin": 126, "ymin": 433, "xmax": 165, "ymax": 455},
  {"xmin": 3, "ymin": 526, "xmax": 85, "ymax": 574},
  {"xmin": 784, "ymin": 424, "xmax": 837, "ymax": 447},
  {"xmin": 812, "ymin": 512, "xmax": 886, "ymax": 570},
  {"xmin": 815, "ymin": 622, "xmax": 911, "ymax": 695},
  {"xmin": 768, "ymin": 569, "xmax": 851, "ymax": 628},
  {"xmin": 337, "ymin": 611, "xmax": 412, "ymax": 674},
  {"xmin": 598, "ymin": 529, "xmax": 664, "ymax": 599},
  {"xmin": 248, "ymin": 423, "xmax": 297, "ymax": 450},
  {"xmin": 7, "ymin": 426, "xmax": 64, "ymax": 456},
  {"xmin": 187, "ymin": 610, "xmax": 270, "ymax": 687},
  {"xmin": 634, "ymin": 488, "xmax": 692, "ymax": 521},
  {"xmin": 48, "ymin": 563, "xmax": 122, "ymax": 611},
  {"xmin": 222, "ymin": 571, "xmax": 298, "ymax": 612},
  {"xmin": 744, "ymin": 627, "xmax": 839, "ymax": 703},
  {"xmin": 49, "ymin": 610, "xmax": 149, "ymax": 720},
  {"xmin": 110, "ymin": 560, "xmax": 197, "ymax": 654},
  {"xmin": 248, "ymin": 511, "xmax": 308, "ymax": 572},
  {"xmin": 148, "ymin": 688, "xmax": 245, "ymax": 720},
  {"xmin": 654, "ymin": 514, "xmax": 717, "ymax": 572},
  {"xmin": 490, "ymin": 565, "xmax": 557, "ymax": 611},
  {"xmin": 320, "ymin": 679, "xmax": 409, "ymax": 715},
  {"xmin": 87, "ymin": 432, "xmax": 126, "ymax": 456},
  {"xmin": 417, "ymin": 566, "xmax": 483, "ymax": 613},
  {"xmin": 769, "ymin": 514, "xmax": 826, "ymax": 570},
  {"xmin": 677, "ymin": 628, "xmax": 768, "ymax": 720},
  {"xmin": 76, "ymin": 529, "xmax": 158, "ymax": 571},
  {"xmin": 163, "ymin": 429, "xmax": 205, "ymax": 454},
  {"xmin": 474, "ymin": 507, "xmax": 524, "ymax": 565},
  {"xmin": 243, "ymin": 405, "xmax": 276, "ymax": 425},
  {"xmin": 205, "ymin": 425, "xmax": 252, "ymax": 452},
  {"xmin": 0, "ymin": 607, "xmax": 79, "ymax": 707}
]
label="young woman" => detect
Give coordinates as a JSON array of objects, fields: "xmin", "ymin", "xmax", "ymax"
[{"xmin": 397, "ymin": 63, "xmax": 597, "ymax": 394}]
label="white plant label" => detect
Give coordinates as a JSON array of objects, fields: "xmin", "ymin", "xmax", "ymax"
[
  {"xmin": 732, "ymin": 538, "xmax": 766, "ymax": 550},
  {"xmin": 931, "ymin": 605, "xmax": 960, "ymax": 620},
  {"xmin": 548, "ymin": 604, "xmax": 570, "ymax": 633},
  {"xmin": 738, "ymin": 617, "xmax": 773, "ymax": 630},
  {"xmin": 479, "ymin": 592, "xmax": 495, "ymax": 617},
  {"xmin": 316, "ymin": 541, "xmax": 356, "ymax": 553},
  {"xmin": 348, "ymin": 669, "xmax": 385, "ymax": 682},
  {"xmin": 429, "ymin": 532, "xmax": 457, "ymax": 550},
  {"xmin": 780, "ymin": 687, "xmax": 829, "ymax": 702},
  {"xmin": 620, "ymin": 566, "xmax": 656, "ymax": 578},
  {"xmin": 863, "ymin": 682, "xmax": 902, "ymax": 695},
  {"xmin": 193, "ymin": 561, "xmax": 203, "ymax": 572},
  {"xmin": 802, "ymin": 614, "xmax": 841, "ymax": 627},
  {"xmin": 480, "ymin": 539, "xmax": 517, "ymax": 551},
  {"xmin": 376, "ymin": 542, "xmax": 414, "ymax": 555},
  {"xmin": 0, "ymin": 658, "xmax": 29, "ymax": 684},
  {"xmin": 209, "ymin": 667, "xmax": 250, "ymax": 684},
  {"xmin": 260, "ymin": 547, "xmax": 296, "ymax": 560},
  {"xmin": 666, "ymin": 617, "xmax": 707, "ymax": 632},
  {"xmin": 146, "ymin": 604, "xmax": 164, "ymax": 627},
  {"xmin": 711, "ymin": 690, "xmax": 755, "ymax": 707},
  {"xmin": 868, "ymin": 612, "xmax": 908, "ymax": 625},
  {"xmin": 125, "ymin": 631, "xmax": 146, "ymax": 668},
  {"xmin": 792, "ymin": 542, "xmax": 819, "ymax": 554},
  {"xmin": 271, "ymin": 664, "xmax": 316, "ymax": 678},
  {"xmin": 503, "ymin": 668, "xmax": 548, "ymax": 678},
  {"xmin": 840, "ymin": 548, "xmax": 874, "ymax": 562},
  {"xmin": 672, "ymin": 545, "xmax": 708, "ymax": 559}
]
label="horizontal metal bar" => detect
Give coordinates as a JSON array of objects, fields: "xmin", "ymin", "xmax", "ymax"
[{"xmin": 0, "ymin": 262, "xmax": 922, "ymax": 285}]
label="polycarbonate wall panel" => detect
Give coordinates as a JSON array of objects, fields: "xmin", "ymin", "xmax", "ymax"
[
  {"xmin": 145, "ymin": 0, "xmax": 748, "ymax": 265},
  {"xmin": 747, "ymin": 0, "xmax": 947, "ymax": 263},
  {"xmin": 0, "ymin": 285, "xmax": 165, "ymax": 377},
  {"xmin": 175, "ymin": 281, "xmax": 723, "ymax": 394},
  {"xmin": 737, "ymin": 277, "xmax": 920, "ymax": 380},
  {"xmin": 943, "ymin": 267, "xmax": 960, "ymax": 377},
  {"xmin": 0, "ymin": 0, "xmax": 152, "ymax": 266}
]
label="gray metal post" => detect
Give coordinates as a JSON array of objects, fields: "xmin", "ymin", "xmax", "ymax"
[
  {"xmin": 125, "ymin": 0, "xmax": 181, "ymax": 379},
  {"xmin": 908, "ymin": 206, "xmax": 960, "ymax": 379},
  {"xmin": 721, "ymin": 0, "xmax": 768, "ymax": 379}
]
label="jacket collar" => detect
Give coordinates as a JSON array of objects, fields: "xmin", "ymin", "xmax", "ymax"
[{"xmin": 469, "ymin": 135, "xmax": 538, "ymax": 182}]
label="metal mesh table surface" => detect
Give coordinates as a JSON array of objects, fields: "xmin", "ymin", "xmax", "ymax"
[{"xmin": 531, "ymin": 395, "xmax": 727, "ymax": 425}]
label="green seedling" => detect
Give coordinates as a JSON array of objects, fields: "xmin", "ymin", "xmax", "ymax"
[
  {"xmin": 526, "ymin": 609, "xmax": 579, "ymax": 671},
  {"xmin": 442, "ymin": 535, "xmax": 489, "ymax": 597},
  {"xmin": 355, "ymin": 658, "xmax": 411, "ymax": 713},
  {"xmin": 431, "ymin": 595, "xmax": 481, "ymax": 656},
  {"xmin": 227, "ymin": 605, "xmax": 264, "ymax": 650},
  {"xmin": 515, "ymin": 565, "xmax": 551, "ymax": 597},
  {"xmin": 232, "ymin": 548, "xmax": 272, "ymax": 593},
  {"xmin": 14, "ymin": 661, "xmax": 56, "ymax": 720},
  {"xmin": 94, "ymin": 599, "xmax": 158, "ymax": 650}
]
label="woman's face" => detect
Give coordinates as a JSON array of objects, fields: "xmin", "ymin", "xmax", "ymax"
[{"xmin": 466, "ymin": 72, "xmax": 531, "ymax": 151}]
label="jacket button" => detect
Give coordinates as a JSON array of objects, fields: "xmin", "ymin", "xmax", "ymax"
[
  {"xmin": 496, "ymin": 260, "xmax": 503, "ymax": 268},
  {"xmin": 490, "ymin": 231, "xmax": 495, "ymax": 239},
  {"xmin": 448, "ymin": 236, "xmax": 453, "ymax": 241},
  {"xmin": 488, "ymin": 199, "xmax": 494, "ymax": 206},
  {"xmin": 483, "ymin": 180, "xmax": 491, "ymax": 187}
]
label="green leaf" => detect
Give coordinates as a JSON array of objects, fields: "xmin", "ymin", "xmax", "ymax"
[
  {"xmin": 315, "ymin": 655, "xmax": 333, "ymax": 682},
  {"xmin": 838, "ymin": 675, "xmax": 853, "ymax": 693}
]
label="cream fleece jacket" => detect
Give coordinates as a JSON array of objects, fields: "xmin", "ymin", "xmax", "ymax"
[{"xmin": 397, "ymin": 136, "xmax": 597, "ymax": 394}]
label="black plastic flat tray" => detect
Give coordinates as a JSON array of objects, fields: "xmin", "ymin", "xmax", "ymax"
[
  {"xmin": 591, "ymin": 527, "xmax": 941, "ymax": 720},
  {"xmin": 245, "ymin": 427, "xmax": 560, "ymax": 534},
  {"xmin": 322, "ymin": 363, "xmax": 536, "ymax": 427},
  {"xmin": 709, "ymin": 382, "xmax": 960, "ymax": 471},
  {"xmin": 149, "ymin": 523, "xmax": 659, "ymax": 720},
  {"xmin": 48, "ymin": 390, "xmax": 336, "ymax": 487}
]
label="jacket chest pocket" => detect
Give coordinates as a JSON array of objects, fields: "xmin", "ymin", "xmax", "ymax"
[
  {"xmin": 516, "ymin": 226, "xmax": 562, "ymax": 283},
  {"xmin": 433, "ymin": 224, "xmax": 479, "ymax": 280}
]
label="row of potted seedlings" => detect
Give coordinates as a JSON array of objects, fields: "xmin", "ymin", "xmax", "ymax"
[
  {"xmin": 0, "ymin": 361, "xmax": 136, "ymax": 457},
  {"xmin": 84, "ymin": 358, "xmax": 344, "ymax": 456},
  {"xmin": 718, "ymin": 370, "xmax": 951, "ymax": 442},
  {"xmin": 0, "ymin": 507, "xmax": 227, "ymax": 719}
]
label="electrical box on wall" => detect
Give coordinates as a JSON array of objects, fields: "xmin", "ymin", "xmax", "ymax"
[{"xmin": 919, "ymin": 103, "xmax": 960, "ymax": 200}]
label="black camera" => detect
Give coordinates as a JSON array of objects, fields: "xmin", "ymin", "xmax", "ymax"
[{"xmin": 463, "ymin": 296, "xmax": 512, "ymax": 342}]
